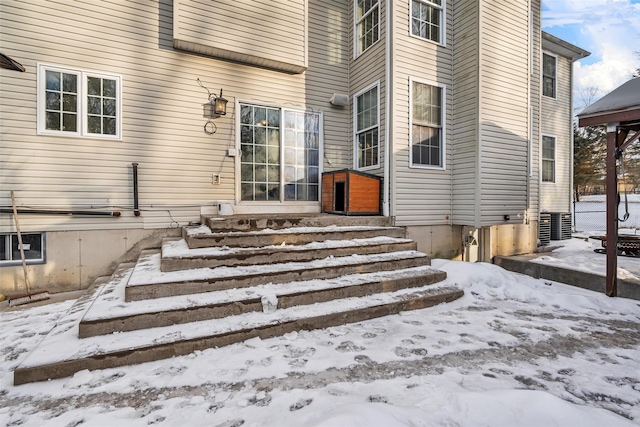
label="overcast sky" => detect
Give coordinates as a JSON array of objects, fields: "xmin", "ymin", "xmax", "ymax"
[{"xmin": 541, "ymin": 0, "xmax": 640, "ymax": 109}]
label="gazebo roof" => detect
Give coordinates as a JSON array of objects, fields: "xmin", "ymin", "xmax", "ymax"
[{"xmin": 578, "ymin": 77, "xmax": 640, "ymax": 130}]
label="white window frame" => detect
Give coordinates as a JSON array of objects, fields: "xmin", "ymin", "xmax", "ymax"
[
  {"xmin": 542, "ymin": 52, "xmax": 557, "ymax": 99},
  {"xmin": 409, "ymin": 77, "xmax": 446, "ymax": 170},
  {"xmin": 235, "ymin": 100, "xmax": 324, "ymax": 204},
  {"xmin": 37, "ymin": 63, "xmax": 122, "ymax": 140},
  {"xmin": 409, "ymin": 0, "xmax": 446, "ymax": 46},
  {"xmin": 541, "ymin": 134, "xmax": 556, "ymax": 183},
  {"xmin": 353, "ymin": 81, "xmax": 381, "ymax": 171},
  {"xmin": 0, "ymin": 232, "xmax": 46, "ymax": 267},
  {"xmin": 354, "ymin": 0, "xmax": 380, "ymax": 57}
]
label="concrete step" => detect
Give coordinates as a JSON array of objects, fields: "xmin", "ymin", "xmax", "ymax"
[
  {"xmin": 184, "ymin": 224, "xmax": 406, "ymax": 249},
  {"xmin": 125, "ymin": 249, "xmax": 431, "ymax": 301},
  {"xmin": 202, "ymin": 213, "xmax": 392, "ymax": 232},
  {"xmin": 79, "ymin": 265, "xmax": 447, "ymax": 337},
  {"xmin": 14, "ymin": 266, "xmax": 460, "ymax": 385},
  {"xmin": 162, "ymin": 235, "xmax": 417, "ymax": 272}
]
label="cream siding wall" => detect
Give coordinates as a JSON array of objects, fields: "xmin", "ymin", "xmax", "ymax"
[
  {"xmin": 174, "ymin": 0, "xmax": 307, "ymax": 73},
  {"xmin": 451, "ymin": 0, "xmax": 480, "ymax": 225},
  {"xmin": 349, "ymin": 0, "xmax": 386, "ymax": 175},
  {"xmin": 540, "ymin": 53, "xmax": 572, "ymax": 213},
  {"xmin": 0, "ymin": 0, "xmax": 351, "ymax": 235},
  {"xmin": 478, "ymin": 0, "xmax": 530, "ymax": 226},
  {"xmin": 393, "ymin": 0, "xmax": 454, "ymax": 226},
  {"xmin": 529, "ymin": 0, "xmax": 541, "ymax": 220}
]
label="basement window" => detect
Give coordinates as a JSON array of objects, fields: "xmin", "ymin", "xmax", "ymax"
[{"xmin": 0, "ymin": 233, "xmax": 46, "ymax": 266}]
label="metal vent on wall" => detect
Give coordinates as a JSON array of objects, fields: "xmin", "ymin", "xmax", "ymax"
[
  {"xmin": 539, "ymin": 213, "xmax": 551, "ymax": 245},
  {"xmin": 550, "ymin": 212, "xmax": 572, "ymax": 240}
]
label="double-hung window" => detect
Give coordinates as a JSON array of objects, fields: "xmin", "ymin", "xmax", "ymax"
[
  {"xmin": 355, "ymin": 0, "xmax": 379, "ymax": 56},
  {"xmin": 38, "ymin": 64, "xmax": 121, "ymax": 139},
  {"xmin": 542, "ymin": 135, "xmax": 556, "ymax": 183},
  {"xmin": 411, "ymin": 0, "xmax": 444, "ymax": 44},
  {"xmin": 542, "ymin": 53, "xmax": 556, "ymax": 98},
  {"xmin": 0, "ymin": 233, "xmax": 46, "ymax": 266},
  {"xmin": 354, "ymin": 83, "xmax": 379, "ymax": 169},
  {"xmin": 411, "ymin": 79, "xmax": 444, "ymax": 168}
]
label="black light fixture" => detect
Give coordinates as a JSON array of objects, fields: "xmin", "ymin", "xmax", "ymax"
[
  {"xmin": 197, "ymin": 78, "xmax": 228, "ymax": 134},
  {"xmin": 203, "ymin": 88, "xmax": 228, "ymax": 118}
]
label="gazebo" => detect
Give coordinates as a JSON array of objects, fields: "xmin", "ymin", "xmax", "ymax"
[{"xmin": 577, "ymin": 77, "xmax": 640, "ymax": 296}]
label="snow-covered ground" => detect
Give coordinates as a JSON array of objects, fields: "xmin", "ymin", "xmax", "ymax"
[
  {"xmin": 574, "ymin": 194, "xmax": 640, "ymax": 232},
  {"xmin": 1, "ymin": 251, "xmax": 640, "ymax": 426}
]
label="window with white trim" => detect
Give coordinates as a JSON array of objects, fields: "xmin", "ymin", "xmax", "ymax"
[
  {"xmin": 542, "ymin": 135, "xmax": 556, "ymax": 183},
  {"xmin": 355, "ymin": 0, "xmax": 379, "ymax": 56},
  {"xmin": 38, "ymin": 64, "xmax": 121, "ymax": 139},
  {"xmin": 542, "ymin": 53, "xmax": 556, "ymax": 98},
  {"xmin": 411, "ymin": 80, "xmax": 444, "ymax": 168},
  {"xmin": 239, "ymin": 104, "xmax": 321, "ymax": 202},
  {"xmin": 411, "ymin": 0, "xmax": 444, "ymax": 44},
  {"xmin": 354, "ymin": 84, "xmax": 379, "ymax": 169},
  {"xmin": 0, "ymin": 233, "xmax": 45, "ymax": 266}
]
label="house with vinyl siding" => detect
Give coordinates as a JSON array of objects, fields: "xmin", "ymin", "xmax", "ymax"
[{"xmin": 0, "ymin": 0, "xmax": 588, "ymax": 295}]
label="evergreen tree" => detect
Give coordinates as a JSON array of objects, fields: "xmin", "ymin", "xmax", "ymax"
[{"xmin": 574, "ymin": 124, "xmax": 606, "ymax": 200}]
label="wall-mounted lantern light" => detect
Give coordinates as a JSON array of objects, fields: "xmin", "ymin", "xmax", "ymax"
[
  {"xmin": 203, "ymin": 89, "xmax": 228, "ymax": 118},
  {"xmin": 197, "ymin": 78, "xmax": 228, "ymax": 134}
]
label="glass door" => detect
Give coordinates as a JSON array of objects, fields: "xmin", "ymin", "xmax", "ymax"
[{"xmin": 240, "ymin": 103, "xmax": 321, "ymax": 202}]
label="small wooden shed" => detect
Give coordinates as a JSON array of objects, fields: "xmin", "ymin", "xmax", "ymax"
[
  {"xmin": 577, "ymin": 77, "xmax": 640, "ymax": 296},
  {"xmin": 321, "ymin": 169, "xmax": 382, "ymax": 215}
]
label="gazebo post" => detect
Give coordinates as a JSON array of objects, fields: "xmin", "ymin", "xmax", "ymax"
[{"xmin": 605, "ymin": 123, "xmax": 619, "ymax": 297}]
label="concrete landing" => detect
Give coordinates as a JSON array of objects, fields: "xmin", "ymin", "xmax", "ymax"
[{"xmin": 494, "ymin": 254, "xmax": 640, "ymax": 301}]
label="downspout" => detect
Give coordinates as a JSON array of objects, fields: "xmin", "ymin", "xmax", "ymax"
[{"xmin": 383, "ymin": 0, "xmax": 392, "ymax": 218}]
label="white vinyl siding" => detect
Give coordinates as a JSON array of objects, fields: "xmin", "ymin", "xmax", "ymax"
[
  {"xmin": 542, "ymin": 52, "xmax": 557, "ymax": 98},
  {"xmin": 410, "ymin": 0, "xmax": 444, "ymax": 45},
  {"xmin": 393, "ymin": 0, "xmax": 453, "ymax": 226},
  {"xmin": 0, "ymin": 0, "xmax": 349, "ymax": 234},
  {"xmin": 410, "ymin": 79, "xmax": 445, "ymax": 168},
  {"xmin": 173, "ymin": 0, "xmax": 307, "ymax": 74},
  {"xmin": 355, "ymin": 0, "xmax": 380, "ymax": 56},
  {"xmin": 354, "ymin": 82, "xmax": 380, "ymax": 170},
  {"xmin": 540, "ymin": 46, "xmax": 572, "ymax": 213},
  {"xmin": 541, "ymin": 135, "xmax": 556, "ymax": 183},
  {"xmin": 37, "ymin": 64, "xmax": 122, "ymax": 139}
]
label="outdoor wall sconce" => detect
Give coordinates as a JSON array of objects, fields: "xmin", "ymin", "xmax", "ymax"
[{"xmin": 197, "ymin": 78, "xmax": 228, "ymax": 135}]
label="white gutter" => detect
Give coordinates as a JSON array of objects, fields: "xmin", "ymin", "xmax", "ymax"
[{"xmin": 383, "ymin": 0, "xmax": 392, "ymax": 217}]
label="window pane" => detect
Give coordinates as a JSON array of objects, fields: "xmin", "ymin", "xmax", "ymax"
[
  {"xmin": 63, "ymin": 74, "xmax": 77, "ymax": 93},
  {"xmin": 88, "ymin": 96, "xmax": 101, "ymax": 115},
  {"xmin": 103, "ymin": 117, "xmax": 116, "ymax": 135},
  {"xmin": 63, "ymin": 113, "xmax": 77, "ymax": 132},
  {"xmin": 103, "ymin": 98, "xmax": 116, "ymax": 117},
  {"xmin": 46, "ymin": 112, "xmax": 61, "ymax": 130},
  {"xmin": 0, "ymin": 236, "xmax": 7, "ymax": 261},
  {"xmin": 103, "ymin": 79, "xmax": 116, "ymax": 97},
  {"xmin": 254, "ymin": 107, "xmax": 266, "ymax": 126},
  {"xmin": 63, "ymin": 94, "xmax": 77, "ymax": 112},
  {"xmin": 11, "ymin": 234, "xmax": 42, "ymax": 260},
  {"xmin": 241, "ymin": 163, "xmax": 254, "ymax": 181},
  {"xmin": 240, "ymin": 105, "xmax": 253, "ymax": 124},
  {"xmin": 267, "ymin": 109, "xmax": 280, "ymax": 127},
  {"xmin": 46, "ymin": 71, "xmax": 61, "ymax": 91},
  {"xmin": 46, "ymin": 91, "xmax": 60, "ymax": 110},
  {"xmin": 87, "ymin": 77, "xmax": 101, "ymax": 95},
  {"xmin": 87, "ymin": 115, "xmax": 101, "ymax": 133}
]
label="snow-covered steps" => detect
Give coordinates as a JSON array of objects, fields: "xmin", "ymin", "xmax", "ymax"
[
  {"xmin": 125, "ymin": 249, "xmax": 431, "ymax": 301},
  {"xmin": 184, "ymin": 224, "xmax": 406, "ymax": 249},
  {"xmin": 162, "ymin": 235, "xmax": 417, "ymax": 272},
  {"xmin": 14, "ymin": 268, "xmax": 461, "ymax": 385},
  {"xmin": 200, "ymin": 213, "xmax": 392, "ymax": 232},
  {"xmin": 79, "ymin": 265, "xmax": 447, "ymax": 338}
]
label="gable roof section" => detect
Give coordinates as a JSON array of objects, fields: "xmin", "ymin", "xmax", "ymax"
[
  {"xmin": 577, "ymin": 77, "xmax": 640, "ymax": 129},
  {"xmin": 0, "ymin": 52, "xmax": 25, "ymax": 72},
  {"xmin": 541, "ymin": 32, "xmax": 590, "ymax": 61}
]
